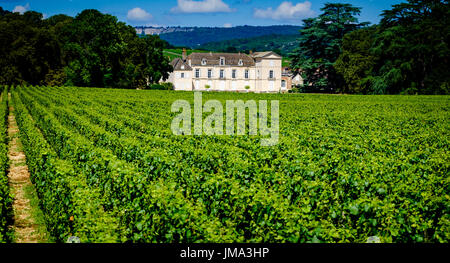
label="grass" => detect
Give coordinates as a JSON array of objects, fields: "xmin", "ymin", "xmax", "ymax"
[{"xmin": 23, "ymin": 183, "xmax": 53, "ymax": 243}]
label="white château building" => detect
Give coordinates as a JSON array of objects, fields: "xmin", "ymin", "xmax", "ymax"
[{"xmin": 166, "ymin": 49, "xmax": 291, "ymax": 93}]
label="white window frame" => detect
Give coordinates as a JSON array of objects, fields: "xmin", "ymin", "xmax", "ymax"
[
  {"xmin": 269, "ymin": 70, "xmax": 274, "ymax": 79},
  {"xmin": 202, "ymin": 59, "xmax": 207, "ymax": 65},
  {"xmin": 245, "ymin": 69, "xmax": 249, "ymax": 79},
  {"xmin": 232, "ymin": 69, "xmax": 236, "ymax": 79},
  {"xmin": 181, "ymin": 72, "xmax": 185, "ymax": 78},
  {"xmin": 220, "ymin": 57, "xmax": 225, "ymax": 66},
  {"xmin": 195, "ymin": 69, "xmax": 200, "ymax": 78},
  {"xmin": 238, "ymin": 59, "xmax": 243, "ymax": 66},
  {"xmin": 208, "ymin": 69, "xmax": 212, "ymax": 78},
  {"xmin": 220, "ymin": 69, "xmax": 224, "ymax": 79}
]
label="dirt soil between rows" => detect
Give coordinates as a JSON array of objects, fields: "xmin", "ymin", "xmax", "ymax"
[{"xmin": 7, "ymin": 95, "xmax": 40, "ymax": 243}]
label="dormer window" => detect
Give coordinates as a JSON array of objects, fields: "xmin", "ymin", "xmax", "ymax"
[
  {"xmin": 238, "ymin": 59, "xmax": 243, "ymax": 66},
  {"xmin": 201, "ymin": 58, "xmax": 207, "ymax": 65},
  {"xmin": 220, "ymin": 57, "xmax": 225, "ymax": 66},
  {"xmin": 181, "ymin": 65, "xmax": 185, "ymax": 70}
]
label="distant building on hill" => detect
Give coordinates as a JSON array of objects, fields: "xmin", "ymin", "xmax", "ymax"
[{"xmin": 165, "ymin": 49, "xmax": 291, "ymax": 93}]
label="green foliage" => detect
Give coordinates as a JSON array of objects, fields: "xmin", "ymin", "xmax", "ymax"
[
  {"xmin": 12, "ymin": 86, "xmax": 450, "ymax": 243},
  {"xmin": 0, "ymin": 7, "xmax": 11, "ymax": 16},
  {"xmin": 148, "ymin": 83, "xmax": 173, "ymax": 90},
  {"xmin": 0, "ymin": 9, "xmax": 173, "ymax": 89},
  {"xmin": 0, "ymin": 86, "xmax": 12, "ymax": 242},
  {"xmin": 158, "ymin": 25, "xmax": 303, "ymax": 48},
  {"xmin": 199, "ymin": 34, "xmax": 300, "ymax": 57},
  {"xmin": 12, "ymin": 89, "xmax": 124, "ymax": 242},
  {"xmin": 369, "ymin": 0, "xmax": 450, "ymax": 94},
  {"xmin": 0, "ymin": 12, "xmax": 62, "ymax": 86},
  {"xmin": 163, "ymin": 48, "xmax": 210, "ymax": 61},
  {"xmin": 291, "ymin": 3, "xmax": 369, "ymax": 92},
  {"xmin": 335, "ymin": 26, "xmax": 378, "ymax": 94}
]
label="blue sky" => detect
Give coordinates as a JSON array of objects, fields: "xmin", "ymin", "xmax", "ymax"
[{"xmin": 0, "ymin": 0, "xmax": 405, "ymax": 27}]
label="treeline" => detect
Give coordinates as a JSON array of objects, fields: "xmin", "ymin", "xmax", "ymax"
[
  {"xmin": 199, "ymin": 34, "xmax": 299, "ymax": 57},
  {"xmin": 291, "ymin": 0, "xmax": 449, "ymax": 95},
  {"xmin": 0, "ymin": 8, "xmax": 172, "ymax": 89},
  {"xmin": 159, "ymin": 25, "xmax": 302, "ymax": 48}
]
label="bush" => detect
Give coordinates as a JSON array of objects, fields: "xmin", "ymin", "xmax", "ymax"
[{"xmin": 148, "ymin": 83, "xmax": 173, "ymax": 90}]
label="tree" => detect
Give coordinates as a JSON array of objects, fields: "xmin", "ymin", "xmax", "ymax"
[
  {"xmin": 334, "ymin": 26, "xmax": 378, "ymax": 94},
  {"xmin": 0, "ymin": 7, "xmax": 11, "ymax": 16},
  {"xmin": 58, "ymin": 9, "xmax": 172, "ymax": 89},
  {"xmin": 0, "ymin": 7, "xmax": 173, "ymax": 88},
  {"xmin": 0, "ymin": 11, "xmax": 61, "ymax": 85},
  {"xmin": 141, "ymin": 35, "xmax": 173, "ymax": 85},
  {"xmin": 291, "ymin": 3, "xmax": 369, "ymax": 92},
  {"xmin": 369, "ymin": 0, "xmax": 449, "ymax": 94}
]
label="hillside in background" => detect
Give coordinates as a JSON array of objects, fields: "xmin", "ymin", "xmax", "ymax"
[
  {"xmin": 163, "ymin": 48, "xmax": 292, "ymax": 67},
  {"xmin": 199, "ymin": 34, "xmax": 300, "ymax": 57},
  {"xmin": 152, "ymin": 25, "xmax": 302, "ymax": 48}
]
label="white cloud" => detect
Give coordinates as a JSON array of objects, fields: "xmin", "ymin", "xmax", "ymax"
[
  {"xmin": 127, "ymin": 7, "xmax": 153, "ymax": 22},
  {"xmin": 254, "ymin": 1, "xmax": 314, "ymax": 21},
  {"xmin": 223, "ymin": 23, "xmax": 232, "ymax": 28},
  {"xmin": 171, "ymin": 0, "xmax": 234, "ymax": 14},
  {"xmin": 13, "ymin": 3, "xmax": 30, "ymax": 14}
]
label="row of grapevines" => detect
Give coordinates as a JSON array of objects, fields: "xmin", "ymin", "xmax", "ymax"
[
  {"xmin": 0, "ymin": 86, "xmax": 12, "ymax": 242},
  {"xmin": 11, "ymin": 89, "xmax": 124, "ymax": 242},
  {"xmin": 17, "ymin": 87, "xmax": 234, "ymax": 242},
  {"xmin": 16, "ymin": 86, "xmax": 450, "ymax": 242},
  {"xmin": 21, "ymin": 86, "xmax": 317, "ymax": 242}
]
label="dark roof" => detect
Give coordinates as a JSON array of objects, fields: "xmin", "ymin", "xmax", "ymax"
[
  {"xmin": 170, "ymin": 58, "xmax": 192, "ymax": 71},
  {"xmin": 187, "ymin": 52, "xmax": 255, "ymax": 67}
]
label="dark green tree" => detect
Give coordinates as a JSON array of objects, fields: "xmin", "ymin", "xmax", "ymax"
[
  {"xmin": 290, "ymin": 3, "xmax": 369, "ymax": 92},
  {"xmin": 0, "ymin": 11, "xmax": 61, "ymax": 85},
  {"xmin": 0, "ymin": 7, "xmax": 11, "ymax": 16},
  {"xmin": 0, "ymin": 7, "xmax": 173, "ymax": 88},
  {"xmin": 142, "ymin": 35, "xmax": 173, "ymax": 85},
  {"xmin": 334, "ymin": 26, "xmax": 378, "ymax": 94},
  {"xmin": 369, "ymin": 0, "xmax": 449, "ymax": 94},
  {"xmin": 60, "ymin": 9, "xmax": 172, "ymax": 89},
  {"xmin": 60, "ymin": 10, "xmax": 132, "ymax": 87}
]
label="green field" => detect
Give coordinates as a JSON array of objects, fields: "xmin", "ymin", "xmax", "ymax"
[
  {"xmin": 3, "ymin": 86, "xmax": 449, "ymax": 243},
  {"xmin": 163, "ymin": 49, "xmax": 210, "ymax": 61}
]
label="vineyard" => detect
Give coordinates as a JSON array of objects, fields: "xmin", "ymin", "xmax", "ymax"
[
  {"xmin": 1, "ymin": 86, "xmax": 449, "ymax": 243},
  {"xmin": 0, "ymin": 87, "xmax": 11, "ymax": 242}
]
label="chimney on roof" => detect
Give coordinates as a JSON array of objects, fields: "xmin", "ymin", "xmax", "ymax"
[{"xmin": 182, "ymin": 48, "xmax": 187, "ymax": 61}]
